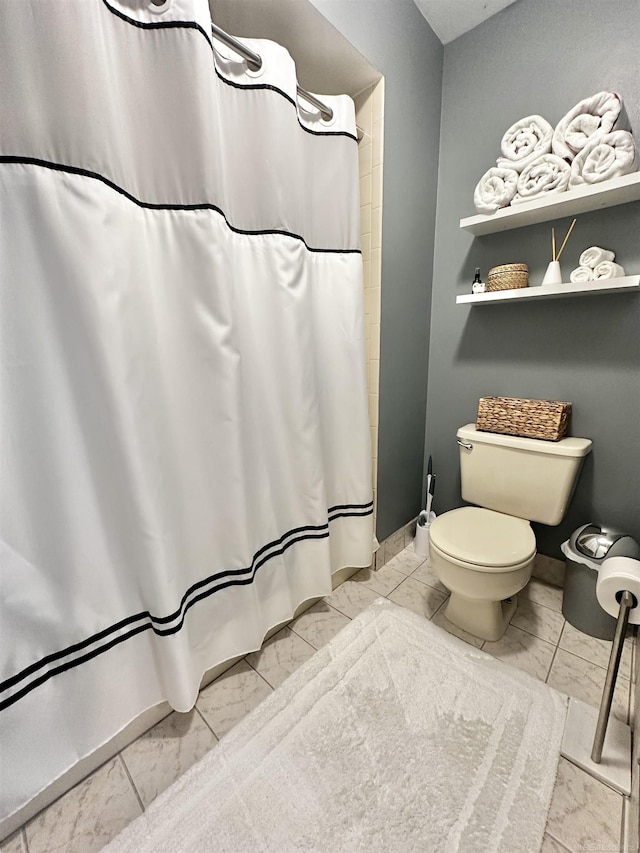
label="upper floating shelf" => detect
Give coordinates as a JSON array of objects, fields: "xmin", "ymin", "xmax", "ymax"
[{"xmin": 460, "ymin": 172, "xmax": 640, "ymax": 236}]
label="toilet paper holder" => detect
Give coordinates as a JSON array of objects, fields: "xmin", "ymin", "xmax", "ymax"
[{"xmin": 592, "ymin": 582, "xmax": 638, "ymax": 764}]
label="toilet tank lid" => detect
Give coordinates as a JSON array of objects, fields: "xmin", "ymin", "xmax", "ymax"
[{"xmin": 458, "ymin": 424, "xmax": 592, "ymax": 457}]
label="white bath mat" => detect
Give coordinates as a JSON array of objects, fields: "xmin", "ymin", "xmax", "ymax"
[{"xmin": 104, "ymin": 599, "xmax": 567, "ymax": 853}]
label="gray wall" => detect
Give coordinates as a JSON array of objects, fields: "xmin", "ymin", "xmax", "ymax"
[
  {"xmin": 426, "ymin": 0, "xmax": 640, "ymax": 557},
  {"xmin": 312, "ymin": 0, "xmax": 444, "ymax": 541}
]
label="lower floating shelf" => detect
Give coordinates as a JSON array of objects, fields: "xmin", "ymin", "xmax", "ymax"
[{"xmin": 456, "ymin": 275, "xmax": 640, "ymax": 305}]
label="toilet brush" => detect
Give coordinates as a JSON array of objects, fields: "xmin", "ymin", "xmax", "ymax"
[
  {"xmin": 418, "ymin": 458, "xmax": 433, "ymax": 526},
  {"xmin": 426, "ymin": 474, "xmax": 436, "ymax": 516}
]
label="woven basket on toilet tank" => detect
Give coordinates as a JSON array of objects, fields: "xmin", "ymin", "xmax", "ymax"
[{"xmin": 476, "ymin": 396, "xmax": 571, "ymax": 441}]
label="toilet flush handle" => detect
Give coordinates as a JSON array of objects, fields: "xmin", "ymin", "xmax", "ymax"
[{"xmin": 457, "ymin": 439, "xmax": 473, "ymax": 450}]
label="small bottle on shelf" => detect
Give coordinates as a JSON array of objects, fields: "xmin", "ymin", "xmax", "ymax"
[{"xmin": 472, "ymin": 267, "xmax": 485, "ymax": 294}]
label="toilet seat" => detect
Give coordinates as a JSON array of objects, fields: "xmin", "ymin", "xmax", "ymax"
[{"xmin": 429, "ymin": 507, "xmax": 536, "ymax": 571}]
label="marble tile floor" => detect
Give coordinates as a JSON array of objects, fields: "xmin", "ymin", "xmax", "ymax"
[{"xmin": 3, "ymin": 546, "xmax": 634, "ymax": 853}]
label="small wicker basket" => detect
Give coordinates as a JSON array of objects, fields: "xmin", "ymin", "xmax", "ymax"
[
  {"xmin": 486, "ymin": 263, "xmax": 529, "ymax": 292},
  {"xmin": 476, "ymin": 396, "xmax": 571, "ymax": 441}
]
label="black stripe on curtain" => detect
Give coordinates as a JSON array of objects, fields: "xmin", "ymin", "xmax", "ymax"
[{"xmin": 0, "ymin": 501, "xmax": 374, "ymax": 711}]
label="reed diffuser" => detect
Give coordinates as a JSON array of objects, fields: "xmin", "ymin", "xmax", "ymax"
[{"xmin": 542, "ymin": 218, "xmax": 577, "ymax": 284}]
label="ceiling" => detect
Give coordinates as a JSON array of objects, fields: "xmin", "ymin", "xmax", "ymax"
[
  {"xmin": 412, "ymin": 0, "xmax": 520, "ymax": 44},
  {"xmin": 208, "ymin": 0, "xmax": 522, "ymax": 97}
]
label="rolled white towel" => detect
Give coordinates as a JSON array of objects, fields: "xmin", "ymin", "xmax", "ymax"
[
  {"xmin": 473, "ymin": 166, "xmax": 519, "ymax": 214},
  {"xmin": 569, "ymin": 266, "xmax": 595, "ymax": 283},
  {"xmin": 496, "ymin": 115, "xmax": 553, "ymax": 173},
  {"xmin": 594, "ymin": 261, "xmax": 625, "ymax": 280},
  {"xmin": 569, "ymin": 130, "xmax": 639, "ymax": 187},
  {"xmin": 511, "ymin": 154, "xmax": 570, "ymax": 204},
  {"xmin": 579, "ymin": 246, "xmax": 616, "ymax": 268},
  {"xmin": 552, "ymin": 91, "xmax": 628, "ymax": 162}
]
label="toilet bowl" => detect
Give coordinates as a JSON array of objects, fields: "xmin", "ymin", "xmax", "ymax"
[
  {"xmin": 428, "ymin": 424, "xmax": 592, "ymax": 641},
  {"xmin": 429, "ymin": 507, "xmax": 536, "ymax": 641}
]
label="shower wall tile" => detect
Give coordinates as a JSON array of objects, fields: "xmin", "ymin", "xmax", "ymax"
[
  {"xmin": 371, "ymin": 207, "xmax": 382, "ymax": 248},
  {"xmin": 358, "ymin": 142, "xmax": 372, "ymax": 179},
  {"xmin": 363, "ymin": 260, "xmax": 371, "ymax": 295},
  {"xmin": 369, "ymin": 393, "xmax": 379, "ymax": 427},
  {"xmin": 372, "ymin": 78, "xmax": 385, "ymax": 122},
  {"xmin": 370, "ymin": 285, "xmax": 381, "ymax": 324},
  {"xmin": 371, "ymin": 247, "xmax": 381, "ymax": 285},
  {"xmin": 372, "ymin": 164, "xmax": 383, "ymax": 210},
  {"xmin": 372, "ymin": 119, "xmax": 384, "ymax": 167},
  {"xmin": 359, "ymin": 173, "xmax": 371, "ymax": 207},
  {"xmin": 25, "ymin": 757, "xmax": 141, "ymax": 853},
  {"xmin": 368, "ymin": 358, "xmax": 380, "ymax": 395},
  {"xmin": 546, "ymin": 757, "xmax": 623, "ymax": 853},
  {"xmin": 370, "ymin": 323, "xmax": 380, "ymax": 355},
  {"xmin": 360, "ymin": 203, "xmax": 372, "ymax": 235},
  {"xmin": 356, "ymin": 77, "xmax": 383, "ymax": 537},
  {"xmin": 353, "ymin": 85, "xmax": 373, "ymax": 139},
  {"xmin": 361, "ymin": 231, "xmax": 371, "ymax": 263},
  {"xmin": 245, "ymin": 626, "xmax": 315, "ymax": 689},
  {"xmin": 120, "ymin": 709, "xmax": 216, "ymax": 808}
]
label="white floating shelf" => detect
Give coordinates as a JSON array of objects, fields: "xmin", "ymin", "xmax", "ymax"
[
  {"xmin": 456, "ymin": 275, "xmax": 640, "ymax": 305},
  {"xmin": 460, "ymin": 172, "xmax": 640, "ymax": 235}
]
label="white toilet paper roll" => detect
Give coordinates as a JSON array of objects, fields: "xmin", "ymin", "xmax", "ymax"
[{"xmin": 596, "ymin": 556, "xmax": 640, "ymax": 624}]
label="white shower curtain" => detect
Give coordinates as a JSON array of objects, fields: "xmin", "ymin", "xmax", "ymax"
[{"xmin": 0, "ymin": 0, "xmax": 373, "ymax": 822}]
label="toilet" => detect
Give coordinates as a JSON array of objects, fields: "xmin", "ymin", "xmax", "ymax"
[{"xmin": 429, "ymin": 423, "xmax": 592, "ymax": 641}]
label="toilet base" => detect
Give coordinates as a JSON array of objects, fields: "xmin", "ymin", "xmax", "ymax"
[{"xmin": 445, "ymin": 592, "xmax": 517, "ymax": 642}]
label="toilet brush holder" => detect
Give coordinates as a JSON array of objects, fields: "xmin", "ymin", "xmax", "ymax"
[{"xmin": 414, "ymin": 511, "xmax": 436, "ymax": 558}]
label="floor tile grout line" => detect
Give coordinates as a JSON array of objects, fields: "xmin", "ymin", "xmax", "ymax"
[
  {"xmin": 511, "ymin": 618, "xmax": 564, "ymax": 647},
  {"xmin": 557, "ymin": 643, "xmax": 633, "ymax": 679},
  {"xmin": 243, "ymin": 657, "xmax": 278, "ymax": 691},
  {"xmin": 117, "ymin": 753, "xmax": 145, "ymax": 815},
  {"xmin": 544, "ymin": 640, "xmax": 560, "ymax": 684},
  {"xmin": 193, "ymin": 704, "xmax": 219, "ymax": 743},
  {"xmin": 545, "ymin": 828, "xmax": 575, "ymax": 852}
]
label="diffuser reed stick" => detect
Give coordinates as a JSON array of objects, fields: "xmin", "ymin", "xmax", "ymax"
[
  {"xmin": 552, "ymin": 227, "xmax": 556, "ymax": 262},
  {"xmin": 556, "ymin": 218, "xmax": 577, "ymax": 262}
]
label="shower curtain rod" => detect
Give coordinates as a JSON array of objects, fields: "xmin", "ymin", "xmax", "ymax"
[
  {"xmin": 207, "ymin": 19, "xmax": 364, "ymax": 139},
  {"xmin": 209, "ymin": 21, "xmax": 335, "ymax": 123},
  {"xmin": 147, "ymin": 4, "xmax": 363, "ymax": 137}
]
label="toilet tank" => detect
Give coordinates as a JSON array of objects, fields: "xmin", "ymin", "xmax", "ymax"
[{"xmin": 457, "ymin": 424, "xmax": 592, "ymax": 526}]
